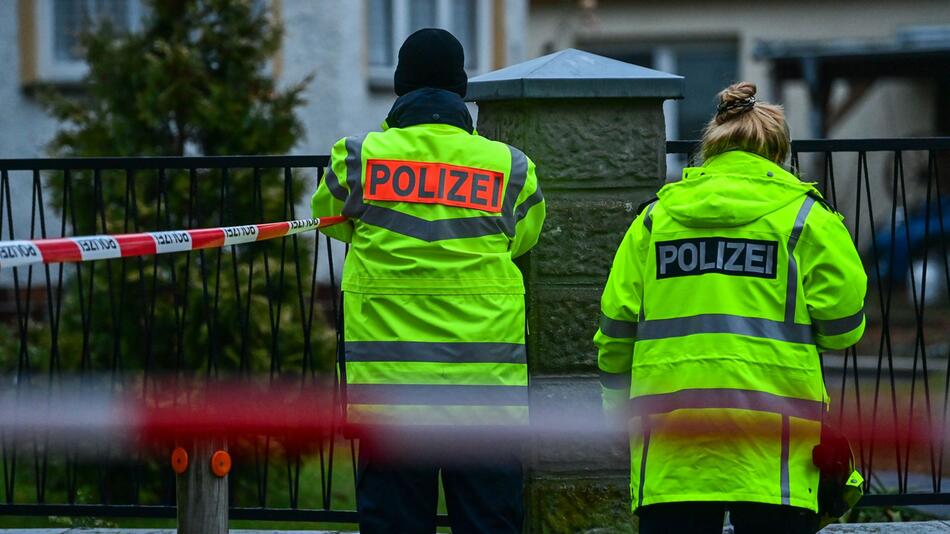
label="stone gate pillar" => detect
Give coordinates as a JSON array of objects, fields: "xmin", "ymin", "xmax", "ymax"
[{"xmin": 467, "ymin": 49, "xmax": 683, "ymax": 533}]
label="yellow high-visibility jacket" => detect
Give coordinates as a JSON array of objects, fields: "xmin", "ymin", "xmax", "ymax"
[
  {"xmin": 312, "ymin": 88, "xmax": 545, "ymax": 426},
  {"xmin": 594, "ymin": 150, "xmax": 867, "ymax": 511}
]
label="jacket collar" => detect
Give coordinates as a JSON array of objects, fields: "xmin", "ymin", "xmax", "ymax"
[
  {"xmin": 658, "ymin": 150, "xmax": 819, "ymax": 228},
  {"xmin": 701, "ymin": 150, "xmax": 797, "ymax": 181},
  {"xmin": 383, "ymin": 88, "xmax": 474, "ymax": 134}
]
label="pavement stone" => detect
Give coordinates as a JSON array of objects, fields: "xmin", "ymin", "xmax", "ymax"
[
  {"xmin": 725, "ymin": 522, "xmax": 950, "ymax": 533},
  {"xmin": 0, "ymin": 530, "xmax": 356, "ymax": 534},
  {"xmin": 4, "ymin": 523, "xmax": 950, "ymax": 533},
  {"xmin": 820, "ymin": 522, "xmax": 950, "ymax": 532},
  {"xmin": 0, "ymin": 521, "xmax": 950, "ymax": 534}
]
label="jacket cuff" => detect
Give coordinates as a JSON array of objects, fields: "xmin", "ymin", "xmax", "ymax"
[{"xmin": 813, "ymin": 309, "xmax": 866, "ymax": 350}]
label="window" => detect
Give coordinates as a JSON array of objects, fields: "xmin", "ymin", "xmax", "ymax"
[
  {"xmin": 367, "ymin": 0, "xmax": 492, "ymax": 88},
  {"xmin": 32, "ymin": 0, "xmax": 144, "ymax": 83},
  {"xmin": 582, "ymin": 40, "xmax": 739, "ymax": 177}
]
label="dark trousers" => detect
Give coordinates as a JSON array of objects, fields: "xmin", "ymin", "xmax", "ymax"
[
  {"xmin": 638, "ymin": 502, "xmax": 820, "ymax": 534},
  {"xmin": 356, "ymin": 438, "xmax": 524, "ymax": 534}
]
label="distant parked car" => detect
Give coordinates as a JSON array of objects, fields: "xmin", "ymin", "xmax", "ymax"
[{"xmin": 871, "ymin": 197, "xmax": 950, "ymax": 306}]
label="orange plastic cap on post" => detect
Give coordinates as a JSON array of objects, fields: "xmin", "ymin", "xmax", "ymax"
[
  {"xmin": 210, "ymin": 450, "xmax": 231, "ymax": 477},
  {"xmin": 171, "ymin": 447, "xmax": 189, "ymax": 475}
]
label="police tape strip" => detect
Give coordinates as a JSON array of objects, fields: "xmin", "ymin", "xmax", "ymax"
[{"xmin": 0, "ymin": 215, "xmax": 348, "ymax": 269}]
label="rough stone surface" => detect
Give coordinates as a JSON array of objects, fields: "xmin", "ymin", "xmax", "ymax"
[
  {"xmin": 524, "ymin": 193, "xmax": 658, "ymax": 374},
  {"xmin": 476, "ymin": 99, "xmax": 666, "ymax": 191},
  {"xmin": 526, "ymin": 474, "xmax": 636, "ymax": 534},
  {"xmin": 476, "ymin": 84, "xmax": 669, "ymax": 534},
  {"xmin": 528, "ymin": 286, "xmax": 602, "ymax": 373},
  {"xmin": 533, "ymin": 195, "xmax": 654, "ymax": 282},
  {"xmin": 529, "ymin": 376, "xmax": 628, "ymax": 472}
]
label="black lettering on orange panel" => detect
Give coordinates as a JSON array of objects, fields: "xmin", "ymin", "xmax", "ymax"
[
  {"xmin": 655, "ymin": 237, "xmax": 778, "ymax": 279},
  {"xmin": 417, "ymin": 167, "xmax": 436, "ymax": 199},
  {"xmin": 470, "ymin": 173, "xmax": 489, "ymax": 206},
  {"xmin": 447, "ymin": 170, "xmax": 468, "ymax": 202},
  {"xmin": 490, "ymin": 174, "xmax": 503, "ymax": 208},
  {"xmin": 368, "ymin": 164, "xmax": 391, "ymax": 195},
  {"xmin": 392, "ymin": 166, "xmax": 415, "ymax": 197},
  {"xmin": 363, "ymin": 159, "xmax": 505, "ymax": 212}
]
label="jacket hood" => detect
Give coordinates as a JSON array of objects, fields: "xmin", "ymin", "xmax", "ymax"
[
  {"xmin": 657, "ymin": 151, "xmax": 817, "ymax": 228},
  {"xmin": 383, "ymin": 88, "xmax": 474, "ymax": 133}
]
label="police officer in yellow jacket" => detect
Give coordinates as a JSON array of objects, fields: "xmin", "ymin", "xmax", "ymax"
[
  {"xmin": 594, "ymin": 82, "xmax": 866, "ymax": 534},
  {"xmin": 312, "ymin": 29, "xmax": 544, "ymax": 533}
]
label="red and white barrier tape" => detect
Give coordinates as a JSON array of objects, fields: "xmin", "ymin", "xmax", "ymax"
[
  {"xmin": 0, "ymin": 215, "xmax": 347, "ymax": 269},
  {"xmin": 0, "ymin": 381, "xmax": 938, "ymax": 456}
]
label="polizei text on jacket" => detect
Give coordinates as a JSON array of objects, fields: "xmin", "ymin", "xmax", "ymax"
[{"xmin": 655, "ymin": 237, "xmax": 778, "ymax": 279}]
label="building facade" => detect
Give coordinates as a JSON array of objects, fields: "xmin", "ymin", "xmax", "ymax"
[
  {"xmin": 528, "ymin": 0, "xmax": 949, "ymax": 142},
  {"xmin": 0, "ymin": 0, "xmax": 528, "ymax": 286},
  {"xmin": 527, "ymin": 0, "xmax": 950, "ymax": 266},
  {"xmin": 3, "ymin": 0, "xmax": 528, "ymax": 159}
]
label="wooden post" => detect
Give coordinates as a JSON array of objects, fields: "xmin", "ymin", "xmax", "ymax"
[{"xmin": 176, "ymin": 439, "xmax": 229, "ymax": 534}]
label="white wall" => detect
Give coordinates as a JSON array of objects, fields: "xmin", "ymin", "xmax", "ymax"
[
  {"xmin": 0, "ymin": 0, "xmax": 61, "ymax": 258},
  {"xmin": 280, "ymin": 0, "xmax": 398, "ymax": 156},
  {"xmin": 0, "ymin": 2, "xmax": 58, "ymax": 159}
]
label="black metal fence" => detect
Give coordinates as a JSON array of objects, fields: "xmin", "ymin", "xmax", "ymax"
[
  {"xmin": 0, "ymin": 155, "xmax": 361, "ymax": 523},
  {"xmin": 1, "ymin": 137, "xmax": 949, "ymax": 526}
]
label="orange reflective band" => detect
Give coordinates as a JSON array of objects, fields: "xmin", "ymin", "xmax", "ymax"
[
  {"xmin": 210, "ymin": 450, "xmax": 231, "ymax": 477},
  {"xmin": 364, "ymin": 159, "xmax": 505, "ymax": 213},
  {"xmin": 171, "ymin": 447, "xmax": 189, "ymax": 475}
]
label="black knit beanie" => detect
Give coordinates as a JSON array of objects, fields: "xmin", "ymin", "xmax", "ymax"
[{"xmin": 394, "ymin": 28, "xmax": 467, "ymax": 98}]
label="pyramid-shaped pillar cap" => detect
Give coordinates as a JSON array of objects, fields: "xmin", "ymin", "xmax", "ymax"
[{"xmin": 466, "ymin": 48, "xmax": 684, "ymax": 102}]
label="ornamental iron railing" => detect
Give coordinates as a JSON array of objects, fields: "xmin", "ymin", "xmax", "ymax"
[
  {"xmin": 0, "ymin": 138, "xmax": 948, "ymax": 527},
  {"xmin": 0, "ymin": 155, "xmax": 366, "ymax": 524}
]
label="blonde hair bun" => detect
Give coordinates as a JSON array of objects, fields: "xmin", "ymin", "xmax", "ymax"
[
  {"xmin": 701, "ymin": 81, "xmax": 790, "ymax": 164},
  {"xmin": 715, "ymin": 82, "xmax": 758, "ymax": 124}
]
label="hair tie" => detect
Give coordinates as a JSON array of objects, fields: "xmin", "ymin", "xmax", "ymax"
[{"xmin": 717, "ymin": 96, "xmax": 756, "ymax": 115}]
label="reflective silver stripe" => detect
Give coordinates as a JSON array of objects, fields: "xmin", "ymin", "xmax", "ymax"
[
  {"xmin": 629, "ymin": 388, "xmax": 824, "ymax": 421},
  {"xmin": 514, "ymin": 186, "xmax": 543, "ymax": 223},
  {"xmin": 637, "ymin": 314, "xmax": 814, "ymax": 344},
  {"xmin": 347, "ymin": 384, "xmax": 529, "ymax": 406},
  {"xmin": 599, "ymin": 313, "xmax": 638, "ymax": 339},
  {"xmin": 342, "ymin": 135, "xmax": 368, "ymax": 218},
  {"xmin": 323, "ymin": 167, "xmax": 348, "ymax": 202},
  {"xmin": 788, "ymin": 196, "xmax": 815, "ymax": 246},
  {"xmin": 502, "ymin": 146, "xmax": 529, "ymax": 226},
  {"xmin": 643, "ymin": 201, "xmax": 657, "ymax": 233},
  {"xmin": 346, "ymin": 341, "xmax": 526, "ymax": 364},
  {"xmin": 780, "ymin": 414, "xmax": 791, "ymax": 505},
  {"xmin": 785, "ymin": 196, "xmax": 815, "ymax": 322},
  {"xmin": 359, "ymin": 205, "xmax": 506, "ymax": 241},
  {"xmin": 599, "ymin": 369, "xmax": 631, "ymax": 390},
  {"xmin": 637, "ymin": 420, "xmax": 651, "ymax": 509},
  {"xmin": 814, "ymin": 309, "xmax": 865, "ymax": 337}
]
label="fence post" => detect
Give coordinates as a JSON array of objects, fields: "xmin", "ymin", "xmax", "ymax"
[
  {"xmin": 468, "ymin": 49, "xmax": 683, "ymax": 533},
  {"xmin": 176, "ymin": 439, "xmax": 229, "ymax": 534}
]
